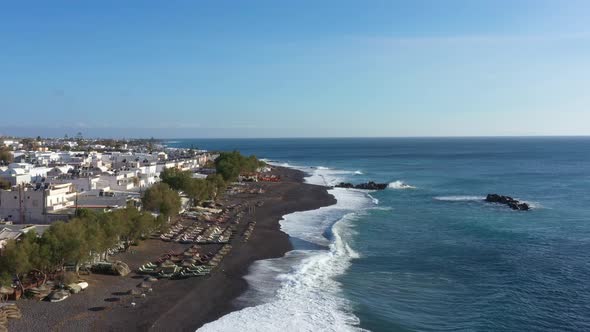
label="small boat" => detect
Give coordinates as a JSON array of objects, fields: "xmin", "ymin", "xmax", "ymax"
[{"xmin": 48, "ymin": 290, "xmax": 70, "ymax": 302}]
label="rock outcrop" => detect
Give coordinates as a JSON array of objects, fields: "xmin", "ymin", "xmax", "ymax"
[
  {"xmin": 335, "ymin": 181, "xmax": 388, "ymax": 190},
  {"xmin": 485, "ymin": 194, "xmax": 530, "ymax": 211}
]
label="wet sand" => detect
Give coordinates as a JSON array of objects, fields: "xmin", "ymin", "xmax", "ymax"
[{"xmin": 9, "ymin": 167, "xmax": 335, "ymax": 332}]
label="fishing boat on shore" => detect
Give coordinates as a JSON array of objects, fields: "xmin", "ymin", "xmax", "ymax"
[{"xmin": 47, "ymin": 290, "xmax": 70, "ymax": 303}]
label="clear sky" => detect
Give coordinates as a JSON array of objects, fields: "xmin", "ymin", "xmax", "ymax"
[{"xmin": 1, "ymin": 0, "xmax": 589, "ymax": 138}]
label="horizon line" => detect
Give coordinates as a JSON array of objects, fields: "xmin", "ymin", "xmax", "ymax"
[{"xmin": 2, "ymin": 134, "xmax": 590, "ymax": 140}]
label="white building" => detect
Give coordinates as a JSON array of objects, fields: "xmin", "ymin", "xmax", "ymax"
[
  {"xmin": 0, "ymin": 167, "xmax": 31, "ymax": 186},
  {"xmin": 96, "ymin": 170, "xmax": 141, "ymax": 192},
  {"xmin": 51, "ymin": 176, "xmax": 100, "ymax": 193},
  {"xmin": 0, "ymin": 183, "xmax": 76, "ymax": 224}
]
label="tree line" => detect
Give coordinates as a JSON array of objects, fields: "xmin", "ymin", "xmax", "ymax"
[
  {"xmin": 158, "ymin": 167, "xmax": 226, "ymax": 205},
  {"xmin": 155, "ymin": 151, "xmax": 265, "ymax": 205},
  {"xmin": 0, "ymin": 202, "xmax": 177, "ymax": 290},
  {"xmin": 214, "ymin": 151, "xmax": 266, "ymax": 182}
]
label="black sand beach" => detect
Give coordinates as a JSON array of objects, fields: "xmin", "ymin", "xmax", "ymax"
[{"xmin": 9, "ymin": 167, "xmax": 335, "ymax": 332}]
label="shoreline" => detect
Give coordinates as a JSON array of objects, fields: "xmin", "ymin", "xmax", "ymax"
[{"xmin": 9, "ymin": 166, "xmax": 336, "ymax": 332}]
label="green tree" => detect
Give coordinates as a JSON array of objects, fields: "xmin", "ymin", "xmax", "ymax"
[
  {"xmin": 0, "ymin": 147, "xmax": 13, "ymax": 165},
  {"xmin": 214, "ymin": 151, "xmax": 265, "ymax": 182},
  {"xmin": 0, "ymin": 272, "xmax": 12, "ymax": 288},
  {"xmin": 160, "ymin": 167, "xmax": 192, "ymax": 191},
  {"xmin": 206, "ymin": 174, "xmax": 227, "ymax": 201},
  {"xmin": 0, "ymin": 238, "xmax": 32, "ymax": 293},
  {"xmin": 142, "ymin": 183, "xmax": 181, "ymax": 217},
  {"xmin": 0, "ymin": 178, "xmax": 11, "ymax": 189},
  {"xmin": 43, "ymin": 220, "xmax": 90, "ymax": 273}
]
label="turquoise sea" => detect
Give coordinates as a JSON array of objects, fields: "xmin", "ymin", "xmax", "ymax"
[{"xmin": 168, "ymin": 137, "xmax": 590, "ymax": 332}]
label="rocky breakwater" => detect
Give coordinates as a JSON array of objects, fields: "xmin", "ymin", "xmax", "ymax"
[
  {"xmin": 485, "ymin": 194, "xmax": 530, "ymax": 211},
  {"xmin": 335, "ymin": 181, "xmax": 388, "ymax": 190}
]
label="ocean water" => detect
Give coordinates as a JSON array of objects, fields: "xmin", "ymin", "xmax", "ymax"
[{"xmin": 167, "ymin": 137, "xmax": 590, "ymax": 332}]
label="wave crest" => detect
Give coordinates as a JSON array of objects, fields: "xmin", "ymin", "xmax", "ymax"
[
  {"xmin": 387, "ymin": 180, "xmax": 415, "ymax": 190},
  {"xmin": 434, "ymin": 196, "xmax": 485, "ymax": 201}
]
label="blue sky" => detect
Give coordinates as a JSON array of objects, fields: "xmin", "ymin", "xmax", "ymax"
[{"xmin": 1, "ymin": 0, "xmax": 589, "ymax": 138}]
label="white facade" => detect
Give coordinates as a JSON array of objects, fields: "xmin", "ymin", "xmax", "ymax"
[
  {"xmin": 0, "ymin": 183, "xmax": 76, "ymax": 223},
  {"xmin": 96, "ymin": 170, "xmax": 141, "ymax": 192},
  {"xmin": 0, "ymin": 167, "xmax": 31, "ymax": 186},
  {"xmin": 52, "ymin": 176, "xmax": 99, "ymax": 193}
]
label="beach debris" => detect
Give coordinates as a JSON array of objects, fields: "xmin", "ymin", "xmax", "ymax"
[
  {"xmin": 0, "ymin": 303, "xmax": 22, "ymax": 320},
  {"xmin": 25, "ymin": 285, "xmax": 52, "ymax": 301},
  {"xmin": 0, "ymin": 303, "xmax": 22, "ymax": 331}
]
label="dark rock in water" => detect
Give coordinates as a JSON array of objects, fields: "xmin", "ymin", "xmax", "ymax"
[
  {"xmin": 485, "ymin": 194, "xmax": 530, "ymax": 211},
  {"xmin": 335, "ymin": 181, "xmax": 387, "ymax": 190}
]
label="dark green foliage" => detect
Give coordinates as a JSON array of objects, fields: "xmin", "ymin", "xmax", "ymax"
[
  {"xmin": 0, "ymin": 272, "xmax": 12, "ymax": 288},
  {"xmin": 0, "ymin": 147, "xmax": 13, "ymax": 165},
  {"xmin": 215, "ymin": 151, "xmax": 265, "ymax": 182},
  {"xmin": 160, "ymin": 167, "xmax": 193, "ymax": 191},
  {"xmin": 160, "ymin": 167, "xmax": 227, "ymax": 204},
  {"xmin": 0, "ymin": 207, "xmax": 162, "ymax": 286},
  {"xmin": 141, "ymin": 182, "xmax": 181, "ymax": 217}
]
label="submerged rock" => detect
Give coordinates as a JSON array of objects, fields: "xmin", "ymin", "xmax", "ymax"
[
  {"xmin": 335, "ymin": 181, "xmax": 388, "ymax": 190},
  {"xmin": 485, "ymin": 194, "xmax": 530, "ymax": 211}
]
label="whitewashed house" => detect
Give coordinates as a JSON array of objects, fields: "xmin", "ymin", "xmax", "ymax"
[
  {"xmin": 0, "ymin": 183, "xmax": 76, "ymax": 223},
  {"xmin": 0, "ymin": 167, "xmax": 31, "ymax": 186}
]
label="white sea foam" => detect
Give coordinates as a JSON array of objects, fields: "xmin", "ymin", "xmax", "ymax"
[
  {"xmin": 198, "ymin": 166, "xmax": 373, "ymax": 332},
  {"xmin": 515, "ymin": 199, "xmax": 543, "ymax": 209},
  {"xmin": 367, "ymin": 193, "xmax": 379, "ymax": 205},
  {"xmin": 387, "ymin": 180, "xmax": 415, "ymax": 190},
  {"xmin": 304, "ymin": 167, "xmax": 355, "ymax": 187},
  {"xmin": 434, "ymin": 196, "xmax": 485, "ymax": 201},
  {"xmin": 370, "ymin": 206, "xmax": 393, "ymax": 211},
  {"xmin": 266, "ymin": 161, "xmax": 361, "ymax": 187}
]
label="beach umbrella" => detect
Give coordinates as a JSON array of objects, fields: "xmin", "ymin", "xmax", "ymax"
[{"xmin": 160, "ymin": 260, "xmax": 176, "ymax": 268}]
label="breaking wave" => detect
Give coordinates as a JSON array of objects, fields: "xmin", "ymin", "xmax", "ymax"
[
  {"xmin": 434, "ymin": 196, "xmax": 485, "ymax": 201},
  {"xmin": 198, "ymin": 166, "xmax": 374, "ymax": 332},
  {"xmin": 387, "ymin": 180, "xmax": 415, "ymax": 190}
]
